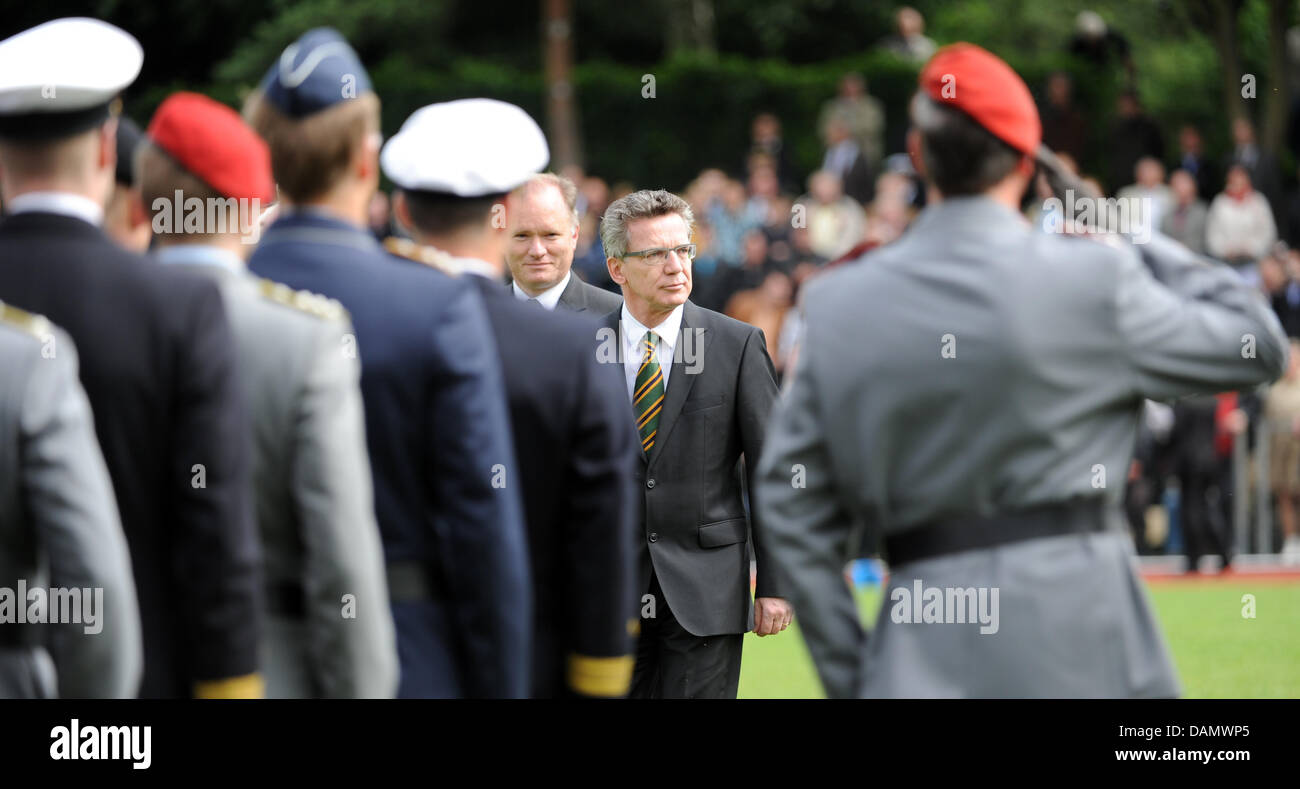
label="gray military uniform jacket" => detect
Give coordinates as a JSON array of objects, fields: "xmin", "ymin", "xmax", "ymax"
[
  {"xmin": 757, "ymin": 196, "xmax": 1287, "ymax": 698},
  {"xmin": 155, "ymin": 246, "xmax": 397, "ymax": 698},
  {"xmin": 0, "ymin": 306, "xmax": 141, "ymax": 698}
]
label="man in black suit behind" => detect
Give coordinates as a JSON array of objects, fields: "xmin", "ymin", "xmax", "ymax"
[
  {"xmin": 599, "ymin": 189, "xmax": 791, "ymax": 699},
  {"xmin": 383, "ymin": 98, "xmax": 641, "ymax": 698},
  {"xmin": 506, "ymin": 173, "xmax": 623, "ymax": 316},
  {"xmin": 0, "ymin": 18, "xmax": 262, "ymax": 698}
]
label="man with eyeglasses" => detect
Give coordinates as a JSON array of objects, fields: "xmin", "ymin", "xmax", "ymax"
[{"xmin": 599, "ymin": 189, "xmax": 791, "ymax": 699}]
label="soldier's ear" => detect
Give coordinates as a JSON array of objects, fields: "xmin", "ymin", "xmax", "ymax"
[
  {"xmin": 392, "ymin": 190, "xmax": 413, "ymax": 235},
  {"xmin": 98, "ymin": 118, "xmax": 118, "ymax": 179},
  {"xmin": 356, "ymin": 130, "xmax": 381, "ymax": 182},
  {"xmin": 905, "ymin": 128, "xmax": 925, "ymax": 179}
]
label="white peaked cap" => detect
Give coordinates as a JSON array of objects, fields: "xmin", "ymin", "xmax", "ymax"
[
  {"xmin": 382, "ymin": 98, "xmax": 550, "ymax": 196},
  {"xmin": 0, "ymin": 17, "xmax": 142, "ymax": 114}
]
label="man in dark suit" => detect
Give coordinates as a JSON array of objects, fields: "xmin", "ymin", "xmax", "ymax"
[
  {"xmin": 245, "ymin": 29, "xmax": 531, "ymax": 699},
  {"xmin": 506, "ymin": 173, "xmax": 623, "ymax": 316},
  {"xmin": 1170, "ymin": 395, "xmax": 1237, "ymax": 574},
  {"xmin": 382, "ymin": 98, "xmax": 639, "ymax": 698},
  {"xmin": 1231, "ymin": 117, "xmax": 1283, "ymax": 225},
  {"xmin": 1177, "ymin": 125, "xmax": 1219, "ymax": 204},
  {"xmin": 598, "ymin": 189, "xmax": 791, "ymax": 699},
  {"xmin": 821, "ymin": 118, "xmax": 875, "ymax": 206},
  {"xmin": 0, "ymin": 18, "xmax": 263, "ymax": 698}
]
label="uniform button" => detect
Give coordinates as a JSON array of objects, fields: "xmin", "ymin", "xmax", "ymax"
[
  {"xmin": 646, "ymin": 478, "xmax": 656, "ymax": 489},
  {"xmin": 648, "ymin": 532, "xmax": 658, "ymax": 543}
]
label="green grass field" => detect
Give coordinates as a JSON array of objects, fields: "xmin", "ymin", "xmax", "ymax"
[{"xmin": 738, "ymin": 581, "xmax": 1300, "ymax": 698}]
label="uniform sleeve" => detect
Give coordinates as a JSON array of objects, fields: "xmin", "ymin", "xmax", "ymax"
[
  {"xmin": 426, "ymin": 282, "xmax": 532, "ymax": 698},
  {"xmin": 737, "ymin": 327, "xmax": 782, "ymax": 599},
  {"xmin": 561, "ymin": 339, "xmax": 638, "ymax": 698},
  {"xmin": 23, "ymin": 332, "xmax": 142, "ymax": 698},
  {"xmin": 1116, "ymin": 231, "xmax": 1288, "ymax": 399},
  {"xmin": 168, "ymin": 281, "xmax": 263, "ymax": 694},
  {"xmin": 754, "ymin": 321, "xmax": 865, "ymax": 699},
  {"xmin": 292, "ymin": 319, "xmax": 398, "ymax": 698}
]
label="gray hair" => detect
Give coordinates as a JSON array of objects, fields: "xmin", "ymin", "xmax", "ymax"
[
  {"xmin": 600, "ymin": 189, "xmax": 695, "ymax": 259},
  {"xmin": 515, "ymin": 172, "xmax": 579, "ymax": 227}
]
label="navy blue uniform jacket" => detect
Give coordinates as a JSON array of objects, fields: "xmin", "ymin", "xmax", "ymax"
[
  {"xmin": 249, "ymin": 211, "xmax": 530, "ymax": 698},
  {"xmin": 467, "ymin": 274, "xmax": 637, "ymax": 697}
]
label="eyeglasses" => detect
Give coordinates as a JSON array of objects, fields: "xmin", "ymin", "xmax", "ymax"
[{"xmin": 621, "ymin": 243, "xmax": 697, "ymax": 265}]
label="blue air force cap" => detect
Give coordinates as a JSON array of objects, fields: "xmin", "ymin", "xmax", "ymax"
[{"xmin": 258, "ymin": 28, "xmax": 373, "ymax": 118}]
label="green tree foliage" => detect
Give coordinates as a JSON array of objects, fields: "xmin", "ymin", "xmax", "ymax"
[{"xmin": 4, "ymin": 0, "xmax": 1285, "ymax": 189}]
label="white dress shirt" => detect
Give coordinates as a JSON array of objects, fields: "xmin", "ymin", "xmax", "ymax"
[
  {"xmin": 620, "ymin": 302, "xmax": 684, "ymax": 401},
  {"xmin": 511, "ymin": 269, "xmax": 570, "ymax": 310},
  {"xmin": 5, "ymin": 190, "xmax": 104, "ymax": 226}
]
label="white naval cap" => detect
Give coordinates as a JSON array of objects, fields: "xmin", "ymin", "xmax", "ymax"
[
  {"xmin": 0, "ymin": 17, "xmax": 142, "ymax": 141},
  {"xmin": 381, "ymin": 98, "xmax": 549, "ymax": 197}
]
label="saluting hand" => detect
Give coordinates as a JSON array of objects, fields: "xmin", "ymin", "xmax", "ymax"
[{"xmin": 754, "ymin": 596, "xmax": 793, "ymax": 636}]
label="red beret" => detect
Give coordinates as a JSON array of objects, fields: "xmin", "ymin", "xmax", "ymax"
[
  {"xmin": 146, "ymin": 91, "xmax": 274, "ymax": 203},
  {"xmin": 920, "ymin": 43, "xmax": 1041, "ymax": 157}
]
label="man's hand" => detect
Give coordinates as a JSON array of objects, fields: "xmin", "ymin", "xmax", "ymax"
[
  {"xmin": 754, "ymin": 597, "xmax": 793, "ymax": 636},
  {"xmin": 1224, "ymin": 408, "xmax": 1248, "ymax": 436}
]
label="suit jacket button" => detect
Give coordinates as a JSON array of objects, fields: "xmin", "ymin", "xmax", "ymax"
[
  {"xmin": 646, "ymin": 478, "xmax": 656, "ymax": 489},
  {"xmin": 648, "ymin": 532, "xmax": 658, "ymax": 543}
]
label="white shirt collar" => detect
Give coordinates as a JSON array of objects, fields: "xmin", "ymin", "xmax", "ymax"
[
  {"xmin": 154, "ymin": 244, "xmax": 246, "ymax": 274},
  {"xmin": 512, "ymin": 269, "xmax": 571, "ymax": 311},
  {"xmin": 621, "ymin": 301, "xmax": 684, "ymax": 354},
  {"xmin": 5, "ymin": 191, "xmax": 104, "ymax": 226}
]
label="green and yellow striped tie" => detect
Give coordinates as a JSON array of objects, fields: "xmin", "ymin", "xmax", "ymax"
[{"xmin": 634, "ymin": 331, "xmax": 665, "ymax": 453}]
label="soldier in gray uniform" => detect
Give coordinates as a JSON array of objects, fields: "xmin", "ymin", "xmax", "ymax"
[
  {"xmin": 136, "ymin": 92, "xmax": 397, "ymax": 698},
  {"xmin": 756, "ymin": 44, "xmax": 1288, "ymax": 698},
  {"xmin": 0, "ymin": 305, "xmax": 141, "ymax": 698}
]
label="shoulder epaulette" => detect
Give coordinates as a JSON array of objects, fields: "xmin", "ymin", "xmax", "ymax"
[
  {"xmin": 384, "ymin": 236, "xmax": 457, "ymax": 276},
  {"xmin": 254, "ymin": 278, "xmax": 348, "ymax": 323},
  {"xmin": 0, "ymin": 301, "xmax": 52, "ymax": 339}
]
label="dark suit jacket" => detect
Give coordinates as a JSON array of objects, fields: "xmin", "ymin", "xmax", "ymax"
[
  {"xmin": 1271, "ymin": 286, "xmax": 1300, "ymax": 338},
  {"xmin": 0, "ymin": 211, "xmax": 260, "ymax": 698},
  {"xmin": 467, "ymin": 274, "xmax": 638, "ymax": 697},
  {"xmin": 599, "ymin": 300, "xmax": 781, "ymax": 637},
  {"xmin": 557, "ymin": 271, "xmax": 623, "ymax": 315},
  {"xmin": 249, "ymin": 211, "xmax": 530, "ymax": 698},
  {"xmin": 839, "ymin": 152, "xmax": 875, "ymax": 207}
]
